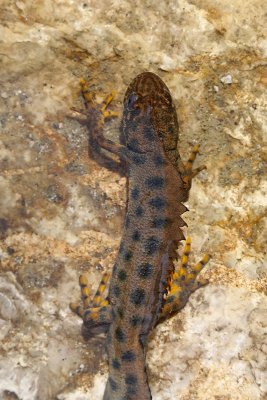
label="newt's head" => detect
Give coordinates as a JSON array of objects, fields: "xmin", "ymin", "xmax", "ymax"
[{"xmin": 122, "ymin": 72, "xmax": 179, "ymax": 162}]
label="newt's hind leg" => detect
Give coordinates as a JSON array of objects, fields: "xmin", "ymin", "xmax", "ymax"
[
  {"xmin": 160, "ymin": 237, "xmax": 210, "ymax": 320},
  {"xmin": 70, "ymin": 273, "xmax": 112, "ymax": 337},
  {"xmin": 178, "ymin": 145, "xmax": 206, "ymax": 188}
]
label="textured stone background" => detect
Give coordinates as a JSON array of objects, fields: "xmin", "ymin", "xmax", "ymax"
[{"xmin": 0, "ymin": 1, "xmax": 266, "ymax": 399}]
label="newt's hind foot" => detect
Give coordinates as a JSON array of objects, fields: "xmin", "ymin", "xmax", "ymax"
[
  {"xmin": 70, "ymin": 272, "xmax": 112, "ymax": 337},
  {"xmin": 160, "ymin": 237, "xmax": 210, "ymax": 319}
]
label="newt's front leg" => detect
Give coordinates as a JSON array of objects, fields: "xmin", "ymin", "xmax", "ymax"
[{"xmin": 80, "ymin": 79, "xmax": 129, "ymax": 160}]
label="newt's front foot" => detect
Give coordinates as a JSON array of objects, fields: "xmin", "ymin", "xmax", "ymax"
[
  {"xmin": 179, "ymin": 144, "xmax": 207, "ymax": 189},
  {"xmin": 79, "ymin": 79, "xmax": 119, "ymax": 121}
]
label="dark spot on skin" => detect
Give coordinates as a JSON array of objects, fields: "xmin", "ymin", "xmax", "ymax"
[
  {"xmin": 149, "ymin": 196, "xmax": 166, "ymax": 210},
  {"xmin": 135, "ymin": 206, "xmax": 143, "ymax": 217},
  {"xmin": 143, "ymin": 126, "xmax": 154, "ymax": 140},
  {"xmin": 145, "ymin": 236, "xmax": 160, "ymax": 255},
  {"xmin": 137, "ymin": 263, "xmax": 153, "ymax": 278},
  {"xmin": 115, "ymin": 327, "xmax": 125, "ymax": 342},
  {"xmin": 152, "ymin": 217, "xmax": 170, "ymax": 228},
  {"xmin": 99, "ymin": 307, "xmax": 107, "ymax": 319},
  {"xmin": 130, "ymin": 288, "xmax": 146, "ymax": 306},
  {"xmin": 125, "ymin": 116, "xmax": 138, "ymax": 133},
  {"xmin": 131, "ymin": 107, "xmax": 141, "ymax": 118},
  {"xmin": 118, "ymin": 270, "xmax": 127, "ymax": 281},
  {"xmin": 132, "ymin": 230, "xmax": 141, "ymax": 241},
  {"xmin": 126, "ymin": 386, "xmax": 137, "ymax": 396},
  {"xmin": 132, "ymin": 154, "xmax": 146, "ymax": 165},
  {"xmin": 99, "ymin": 312, "xmax": 107, "ymax": 322},
  {"xmin": 112, "ymin": 358, "xmax": 121, "ymax": 369},
  {"xmin": 109, "ymin": 377, "xmax": 118, "ymax": 391},
  {"xmin": 130, "ymin": 315, "xmax": 142, "ymax": 327},
  {"xmin": 145, "ymin": 176, "xmax": 164, "ymax": 189},
  {"xmin": 125, "ymin": 374, "xmax": 138, "ymax": 395},
  {"xmin": 113, "ymin": 285, "xmax": 121, "ymax": 298},
  {"xmin": 121, "ymin": 350, "xmax": 136, "ymax": 362},
  {"xmin": 128, "ymin": 138, "xmax": 140, "ymax": 152},
  {"xmin": 125, "ymin": 215, "xmax": 130, "ymax": 228},
  {"xmin": 124, "ymin": 250, "xmax": 133, "ymax": 261},
  {"xmin": 95, "ymin": 290, "xmax": 100, "ymax": 296},
  {"xmin": 153, "ymin": 154, "xmax": 166, "ymax": 166},
  {"xmin": 131, "ymin": 187, "xmax": 139, "ymax": 200},
  {"xmin": 83, "ymin": 310, "xmax": 92, "ymax": 319},
  {"xmin": 165, "ymin": 295, "xmax": 175, "ymax": 304},
  {"xmin": 125, "ymin": 374, "xmax": 138, "ymax": 385},
  {"xmin": 117, "ymin": 307, "xmax": 124, "ymax": 319}
]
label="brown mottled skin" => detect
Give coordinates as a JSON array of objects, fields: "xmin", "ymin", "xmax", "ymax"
[
  {"xmin": 103, "ymin": 73, "xmax": 191, "ymax": 400},
  {"xmin": 72, "ymin": 72, "xmax": 198, "ymax": 400}
]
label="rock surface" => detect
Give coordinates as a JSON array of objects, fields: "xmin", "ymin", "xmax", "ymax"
[{"xmin": 0, "ymin": 1, "xmax": 266, "ymax": 399}]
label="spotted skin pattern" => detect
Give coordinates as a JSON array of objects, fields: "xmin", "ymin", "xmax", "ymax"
[{"xmin": 70, "ymin": 72, "xmax": 210, "ymax": 399}]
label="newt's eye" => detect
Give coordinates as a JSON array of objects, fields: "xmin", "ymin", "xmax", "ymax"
[{"xmin": 127, "ymin": 93, "xmax": 138, "ymax": 108}]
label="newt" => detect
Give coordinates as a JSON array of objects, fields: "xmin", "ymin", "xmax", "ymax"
[{"xmin": 70, "ymin": 72, "xmax": 210, "ymax": 400}]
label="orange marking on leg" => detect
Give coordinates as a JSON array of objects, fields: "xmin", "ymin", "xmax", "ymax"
[
  {"xmin": 180, "ymin": 144, "xmax": 206, "ymax": 185},
  {"xmin": 159, "ymin": 237, "xmax": 211, "ymax": 321},
  {"xmin": 191, "ymin": 254, "xmax": 211, "ymax": 277},
  {"xmin": 185, "ymin": 144, "xmax": 200, "ymax": 172},
  {"xmin": 101, "ymin": 91, "xmax": 116, "ymax": 110},
  {"xmin": 92, "ymin": 272, "xmax": 110, "ymax": 306},
  {"xmin": 69, "ymin": 303, "xmax": 85, "ymax": 318}
]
